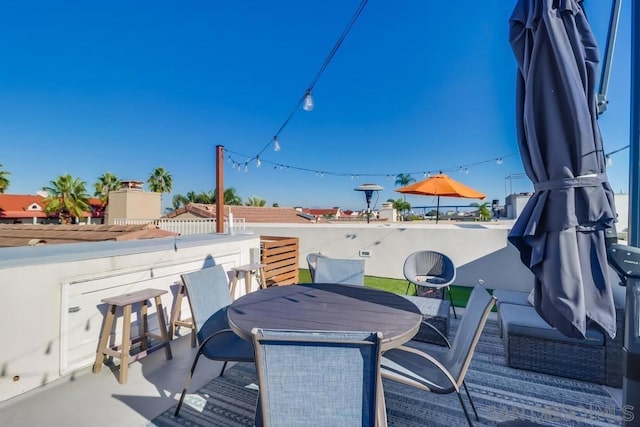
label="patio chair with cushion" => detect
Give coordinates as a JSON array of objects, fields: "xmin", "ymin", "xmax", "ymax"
[
  {"xmin": 306, "ymin": 252, "xmax": 328, "ymax": 282},
  {"xmin": 252, "ymin": 328, "xmax": 386, "ymax": 427},
  {"xmin": 380, "ymin": 285, "xmax": 496, "ymax": 426},
  {"xmin": 403, "ymin": 250, "xmax": 458, "ymax": 318},
  {"xmin": 174, "ymin": 264, "xmax": 255, "ymax": 417},
  {"xmin": 313, "ymin": 256, "xmax": 365, "ymax": 286}
]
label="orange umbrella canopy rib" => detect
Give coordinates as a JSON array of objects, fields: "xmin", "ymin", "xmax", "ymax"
[{"xmin": 396, "ymin": 173, "xmax": 485, "ymax": 199}]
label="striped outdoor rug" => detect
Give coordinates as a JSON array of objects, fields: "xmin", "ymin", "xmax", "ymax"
[{"xmin": 150, "ymin": 318, "xmax": 622, "ymax": 426}]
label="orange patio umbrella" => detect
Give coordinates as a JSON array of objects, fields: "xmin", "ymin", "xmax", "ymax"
[{"xmin": 396, "ymin": 173, "xmax": 486, "ymax": 223}]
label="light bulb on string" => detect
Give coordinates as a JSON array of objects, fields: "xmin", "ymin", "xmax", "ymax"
[
  {"xmin": 256, "ymin": 157, "xmax": 261, "ymax": 168},
  {"xmin": 273, "ymin": 136, "xmax": 281, "ymax": 152},
  {"xmin": 244, "ymin": 163, "xmax": 248, "ymax": 173},
  {"xmin": 606, "ymin": 155, "xmax": 613, "ymax": 167},
  {"xmin": 303, "ymin": 90, "xmax": 314, "ymax": 111},
  {"xmin": 496, "ymin": 158, "xmax": 503, "ymax": 165}
]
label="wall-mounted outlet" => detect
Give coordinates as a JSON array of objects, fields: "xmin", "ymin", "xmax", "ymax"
[{"xmin": 359, "ymin": 250, "xmax": 372, "ymax": 257}]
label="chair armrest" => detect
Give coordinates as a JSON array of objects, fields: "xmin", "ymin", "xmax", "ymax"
[
  {"xmin": 198, "ymin": 328, "xmax": 239, "ymax": 349},
  {"xmin": 381, "ymin": 345, "xmax": 459, "ymax": 393},
  {"xmin": 418, "ymin": 320, "xmax": 451, "ymax": 348}
]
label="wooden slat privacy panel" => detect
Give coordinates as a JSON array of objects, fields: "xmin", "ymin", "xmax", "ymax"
[{"xmin": 260, "ymin": 235, "xmax": 299, "ymax": 286}]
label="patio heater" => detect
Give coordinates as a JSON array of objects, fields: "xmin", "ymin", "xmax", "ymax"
[{"xmin": 354, "ymin": 184, "xmax": 383, "ymax": 224}]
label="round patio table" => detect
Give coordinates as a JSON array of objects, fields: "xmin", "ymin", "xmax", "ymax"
[{"xmin": 227, "ymin": 283, "xmax": 422, "ymax": 351}]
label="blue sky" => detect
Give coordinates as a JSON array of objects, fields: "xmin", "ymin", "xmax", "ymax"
[{"xmin": 0, "ymin": 1, "xmax": 633, "ymax": 211}]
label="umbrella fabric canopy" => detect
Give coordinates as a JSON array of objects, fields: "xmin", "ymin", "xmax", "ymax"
[
  {"xmin": 396, "ymin": 173, "xmax": 485, "ymax": 223},
  {"xmin": 508, "ymin": 0, "xmax": 617, "ymax": 339}
]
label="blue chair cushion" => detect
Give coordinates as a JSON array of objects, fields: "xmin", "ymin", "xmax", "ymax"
[{"xmin": 198, "ymin": 307, "xmax": 254, "ymax": 361}]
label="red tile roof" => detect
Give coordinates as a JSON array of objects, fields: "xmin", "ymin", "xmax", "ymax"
[
  {"xmin": 0, "ymin": 194, "xmax": 104, "ymax": 220},
  {"xmin": 164, "ymin": 204, "xmax": 315, "ymax": 224}
]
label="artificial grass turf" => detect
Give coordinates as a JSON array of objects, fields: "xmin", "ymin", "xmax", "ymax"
[{"xmin": 298, "ymin": 269, "xmax": 473, "ymax": 308}]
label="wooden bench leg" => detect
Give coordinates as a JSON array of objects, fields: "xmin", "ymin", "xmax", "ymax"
[
  {"xmin": 169, "ymin": 284, "xmax": 184, "ymax": 339},
  {"xmin": 141, "ymin": 300, "xmax": 149, "ymax": 352},
  {"xmin": 258, "ymin": 267, "xmax": 267, "ymax": 289},
  {"xmin": 169, "ymin": 284, "xmax": 196, "ymax": 347},
  {"xmin": 154, "ymin": 296, "xmax": 173, "ymax": 360},
  {"xmin": 93, "ymin": 304, "xmax": 116, "ymax": 374},
  {"xmin": 118, "ymin": 304, "xmax": 132, "ymax": 384},
  {"xmin": 230, "ymin": 273, "xmax": 240, "ymax": 300},
  {"xmin": 244, "ymin": 271, "xmax": 252, "ymax": 295}
]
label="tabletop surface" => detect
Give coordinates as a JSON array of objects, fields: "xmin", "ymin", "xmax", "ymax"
[{"xmin": 227, "ymin": 283, "xmax": 422, "ymax": 351}]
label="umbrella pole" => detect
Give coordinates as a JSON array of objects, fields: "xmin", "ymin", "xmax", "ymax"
[{"xmin": 436, "ymin": 196, "xmax": 440, "ymax": 224}]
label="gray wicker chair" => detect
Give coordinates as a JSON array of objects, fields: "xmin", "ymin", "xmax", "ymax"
[
  {"xmin": 403, "ymin": 250, "xmax": 457, "ymax": 318},
  {"xmin": 381, "ymin": 285, "xmax": 496, "ymax": 426}
]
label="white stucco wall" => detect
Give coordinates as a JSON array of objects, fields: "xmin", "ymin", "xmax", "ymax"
[
  {"xmin": 0, "ymin": 234, "xmax": 260, "ymax": 403},
  {"xmin": 244, "ymin": 222, "xmax": 536, "ymax": 292}
]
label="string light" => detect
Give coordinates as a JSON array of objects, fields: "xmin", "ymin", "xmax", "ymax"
[
  {"xmin": 224, "ymin": 147, "xmax": 513, "ymax": 181},
  {"xmin": 604, "ymin": 145, "xmax": 629, "ymax": 168},
  {"xmin": 236, "ymin": 0, "xmax": 369, "ymax": 164},
  {"xmin": 303, "ymin": 91, "xmax": 314, "ymax": 111}
]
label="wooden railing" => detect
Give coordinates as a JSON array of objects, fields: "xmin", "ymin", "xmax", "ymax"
[{"xmin": 260, "ymin": 235, "xmax": 299, "ymax": 286}]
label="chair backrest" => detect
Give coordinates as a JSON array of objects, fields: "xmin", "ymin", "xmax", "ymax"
[
  {"xmin": 442, "ymin": 285, "xmax": 496, "ymax": 385},
  {"xmin": 252, "ymin": 328, "xmax": 383, "ymax": 427},
  {"xmin": 403, "ymin": 250, "xmax": 456, "ymax": 287},
  {"xmin": 313, "ymin": 257, "xmax": 365, "ymax": 286},
  {"xmin": 180, "ymin": 265, "xmax": 232, "ymax": 338},
  {"xmin": 306, "ymin": 252, "xmax": 328, "ymax": 282}
]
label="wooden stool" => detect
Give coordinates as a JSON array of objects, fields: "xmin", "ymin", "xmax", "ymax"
[
  {"xmin": 230, "ymin": 263, "xmax": 267, "ymax": 299},
  {"xmin": 93, "ymin": 288, "xmax": 173, "ymax": 384},
  {"xmin": 168, "ymin": 282, "xmax": 196, "ymax": 348}
]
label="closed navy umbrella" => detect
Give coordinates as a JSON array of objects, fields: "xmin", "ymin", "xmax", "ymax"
[{"xmin": 508, "ymin": 0, "xmax": 617, "ymax": 339}]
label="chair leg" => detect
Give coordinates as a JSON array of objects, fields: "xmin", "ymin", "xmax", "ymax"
[
  {"xmin": 405, "ymin": 282, "xmax": 412, "ymax": 295},
  {"xmin": 447, "ymin": 286, "xmax": 458, "ymax": 319},
  {"xmin": 219, "ymin": 361, "xmax": 229, "ymax": 377},
  {"xmin": 462, "ymin": 380, "xmax": 479, "ymax": 421},
  {"xmin": 175, "ymin": 350, "xmax": 205, "ymax": 417},
  {"xmin": 456, "ymin": 391, "xmax": 474, "ymax": 427}
]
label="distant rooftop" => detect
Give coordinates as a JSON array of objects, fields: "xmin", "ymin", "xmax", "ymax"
[{"xmin": 0, "ymin": 223, "xmax": 177, "ymax": 248}]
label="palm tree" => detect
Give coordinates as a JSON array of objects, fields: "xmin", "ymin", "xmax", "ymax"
[
  {"xmin": 147, "ymin": 167, "xmax": 173, "ymax": 194},
  {"xmin": 387, "ymin": 198, "xmax": 411, "ymax": 221},
  {"xmin": 94, "ymin": 172, "xmax": 121, "ymax": 204},
  {"xmin": 214, "ymin": 187, "xmax": 242, "ymax": 205},
  {"xmin": 195, "ymin": 190, "xmax": 215, "ymax": 204},
  {"xmin": 471, "ymin": 202, "xmax": 492, "ymax": 221},
  {"xmin": 245, "ymin": 197, "xmax": 266, "ymax": 207},
  {"xmin": 394, "ymin": 174, "xmax": 416, "ymax": 220},
  {"xmin": 172, "ymin": 194, "xmax": 188, "ymax": 210},
  {"xmin": 0, "ymin": 164, "xmax": 10, "ymax": 193},
  {"xmin": 42, "ymin": 174, "xmax": 91, "ymax": 224}
]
